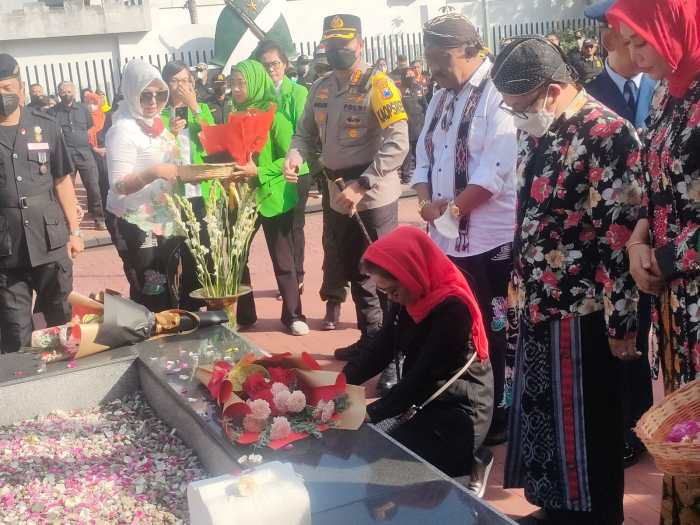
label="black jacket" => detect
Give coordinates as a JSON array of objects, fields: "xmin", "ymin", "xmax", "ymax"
[
  {"xmin": 586, "ymin": 68, "xmax": 635, "ymax": 123},
  {"xmin": 343, "ymin": 297, "xmax": 493, "ymax": 423}
]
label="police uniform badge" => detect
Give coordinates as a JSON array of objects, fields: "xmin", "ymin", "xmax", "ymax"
[{"xmin": 28, "ymin": 125, "xmax": 49, "ymax": 169}]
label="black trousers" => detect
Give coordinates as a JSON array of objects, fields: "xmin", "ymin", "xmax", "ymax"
[
  {"xmin": 72, "ymin": 153, "xmax": 104, "ymax": 218},
  {"xmin": 0, "ymin": 257, "xmax": 72, "ymax": 353},
  {"xmin": 328, "ymin": 201, "xmax": 398, "ymax": 336},
  {"xmin": 623, "ymin": 291, "xmax": 654, "ymax": 447},
  {"xmin": 319, "ymin": 177, "xmax": 348, "ymax": 304},
  {"xmin": 237, "ymin": 210, "xmax": 305, "ymax": 327},
  {"xmin": 292, "ymin": 174, "xmax": 311, "ymax": 286},
  {"xmin": 116, "ymin": 218, "xmax": 182, "ymax": 313},
  {"xmin": 450, "ymin": 243, "xmax": 512, "ymax": 426}
]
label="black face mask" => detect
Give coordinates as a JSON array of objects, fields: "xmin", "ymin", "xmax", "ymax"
[
  {"xmin": 0, "ymin": 94, "xmax": 19, "ymax": 117},
  {"xmin": 326, "ymin": 48, "xmax": 357, "ymax": 71},
  {"xmin": 60, "ymin": 95, "xmax": 74, "ymax": 105}
]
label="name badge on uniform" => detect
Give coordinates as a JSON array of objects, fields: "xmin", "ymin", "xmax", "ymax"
[{"xmin": 27, "ymin": 143, "xmax": 49, "ymax": 151}]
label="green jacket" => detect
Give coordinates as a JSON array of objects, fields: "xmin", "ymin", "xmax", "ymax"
[
  {"xmin": 255, "ymin": 111, "xmax": 309, "ymax": 217},
  {"xmin": 230, "ymin": 60, "xmax": 309, "ymax": 218},
  {"xmin": 161, "ymin": 102, "xmax": 215, "ymax": 199},
  {"xmin": 277, "ymin": 76, "xmax": 308, "ymax": 127}
]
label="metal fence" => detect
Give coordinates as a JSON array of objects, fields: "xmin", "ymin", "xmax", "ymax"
[
  {"xmin": 21, "ymin": 49, "xmax": 215, "ymax": 102},
  {"xmin": 21, "ymin": 16, "xmax": 598, "ymax": 101}
]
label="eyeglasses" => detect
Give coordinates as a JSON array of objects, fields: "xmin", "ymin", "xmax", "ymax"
[
  {"xmin": 168, "ymin": 77, "xmax": 193, "ymax": 86},
  {"xmin": 376, "ymin": 283, "xmax": 401, "ymax": 299},
  {"xmin": 140, "ymin": 90, "xmax": 169, "ymax": 104},
  {"xmin": 263, "ymin": 60, "xmax": 283, "ymax": 71},
  {"xmin": 498, "ymin": 89, "xmax": 544, "ymax": 119}
]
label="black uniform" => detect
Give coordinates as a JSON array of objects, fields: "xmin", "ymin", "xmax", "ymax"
[
  {"xmin": 0, "ymin": 107, "xmax": 74, "ymax": 353},
  {"xmin": 49, "ymin": 102, "xmax": 104, "ymax": 219}
]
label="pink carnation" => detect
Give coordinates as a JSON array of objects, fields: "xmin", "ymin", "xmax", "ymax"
[
  {"xmin": 242, "ymin": 415, "xmax": 267, "ymax": 433},
  {"xmin": 271, "ymin": 382, "xmax": 290, "ymax": 396},
  {"xmin": 273, "ymin": 390, "xmax": 291, "ymax": 414},
  {"xmin": 269, "ymin": 416, "xmax": 292, "ymax": 441},
  {"xmin": 667, "ymin": 420, "xmax": 700, "ymax": 443},
  {"xmin": 286, "ymin": 390, "xmax": 307, "ymax": 413},
  {"xmin": 246, "ymin": 399, "xmax": 271, "ymax": 420}
]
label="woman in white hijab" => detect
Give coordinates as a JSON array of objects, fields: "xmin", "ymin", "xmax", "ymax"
[{"xmin": 105, "ymin": 59, "xmax": 183, "ymax": 311}]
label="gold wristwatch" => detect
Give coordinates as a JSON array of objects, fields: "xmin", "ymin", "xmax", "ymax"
[{"xmin": 418, "ymin": 199, "xmax": 431, "ymax": 211}]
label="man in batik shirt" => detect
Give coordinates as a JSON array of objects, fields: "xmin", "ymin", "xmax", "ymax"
[{"xmin": 491, "ymin": 37, "xmax": 642, "ymax": 525}]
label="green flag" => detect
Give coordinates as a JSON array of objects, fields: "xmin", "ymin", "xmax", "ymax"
[{"xmin": 213, "ymin": 0, "xmax": 295, "ymax": 71}]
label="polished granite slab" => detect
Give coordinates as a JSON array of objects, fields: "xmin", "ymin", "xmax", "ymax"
[{"xmin": 0, "ymin": 326, "xmax": 515, "ymax": 524}]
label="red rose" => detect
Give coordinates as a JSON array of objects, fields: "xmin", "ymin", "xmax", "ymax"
[
  {"xmin": 243, "ymin": 372, "xmax": 272, "ymax": 400},
  {"xmin": 531, "ymin": 176, "xmax": 552, "ymax": 204},
  {"xmin": 606, "ymin": 224, "xmax": 632, "ymax": 251},
  {"xmin": 542, "ymin": 271, "xmax": 558, "ymax": 287},
  {"xmin": 588, "ymin": 167, "xmax": 604, "ymax": 184},
  {"xmin": 268, "ymin": 367, "xmax": 296, "ymax": 388},
  {"xmin": 568, "ymin": 264, "xmax": 581, "ymax": 276}
]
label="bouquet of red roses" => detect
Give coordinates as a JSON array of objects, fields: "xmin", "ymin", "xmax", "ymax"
[{"xmin": 196, "ymin": 353, "xmax": 365, "ymax": 449}]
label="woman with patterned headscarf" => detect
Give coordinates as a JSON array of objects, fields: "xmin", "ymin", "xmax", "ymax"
[
  {"xmin": 608, "ymin": 1, "xmax": 700, "ymax": 523},
  {"xmin": 228, "ymin": 59, "xmax": 310, "ymax": 336}
]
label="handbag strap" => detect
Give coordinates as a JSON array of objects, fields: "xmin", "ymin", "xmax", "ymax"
[{"xmin": 415, "ymin": 350, "xmax": 478, "ymax": 412}]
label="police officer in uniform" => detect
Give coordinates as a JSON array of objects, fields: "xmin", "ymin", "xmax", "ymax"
[
  {"xmin": 285, "ymin": 14, "xmax": 409, "ymax": 359},
  {"xmin": 0, "ymin": 54, "xmax": 84, "ymax": 354}
]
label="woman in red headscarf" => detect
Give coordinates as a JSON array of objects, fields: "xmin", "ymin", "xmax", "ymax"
[
  {"xmin": 608, "ymin": 2, "xmax": 700, "ymax": 524},
  {"xmin": 342, "ymin": 226, "xmax": 494, "ymax": 493}
]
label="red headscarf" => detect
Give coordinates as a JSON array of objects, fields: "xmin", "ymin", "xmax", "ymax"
[
  {"xmin": 608, "ymin": 0, "xmax": 700, "ymax": 98},
  {"xmin": 363, "ymin": 226, "xmax": 489, "ymax": 361}
]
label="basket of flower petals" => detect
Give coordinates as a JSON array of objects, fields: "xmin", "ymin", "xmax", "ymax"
[
  {"xmin": 635, "ymin": 379, "xmax": 700, "ymax": 476},
  {"xmin": 195, "ymin": 352, "xmax": 366, "ymax": 449}
]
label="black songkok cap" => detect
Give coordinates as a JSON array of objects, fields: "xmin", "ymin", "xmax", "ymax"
[
  {"xmin": 0, "ymin": 54, "xmax": 20, "ymax": 81},
  {"xmin": 491, "ymin": 36, "xmax": 578, "ymax": 96},
  {"xmin": 423, "ymin": 13, "xmax": 483, "ymax": 49}
]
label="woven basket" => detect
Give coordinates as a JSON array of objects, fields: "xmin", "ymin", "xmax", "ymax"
[
  {"xmin": 635, "ymin": 379, "xmax": 700, "ymax": 476},
  {"xmin": 177, "ymin": 163, "xmax": 235, "ymax": 183}
]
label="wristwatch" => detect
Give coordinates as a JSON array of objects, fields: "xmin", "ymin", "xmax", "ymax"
[
  {"xmin": 70, "ymin": 228, "xmax": 82, "ymax": 238},
  {"xmin": 418, "ymin": 199, "xmax": 431, "ymax": 211}
]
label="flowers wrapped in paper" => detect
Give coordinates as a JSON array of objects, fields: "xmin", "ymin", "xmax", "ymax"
[
  {"xmin": 196, "ymin": 353, "xmax": 366, "ymax": 449},
  {"xmin": 25, "ymin": 292, "xmax": 229, "ymax": 363},
  {"xmin": 196, "ymin": 106, "xmax": 277, "ymax": 166}
]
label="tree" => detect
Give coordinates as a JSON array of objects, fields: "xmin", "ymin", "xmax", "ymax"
[{"xmin": 185, "ymin": 0, "xmax": 198, "ymax": 24}]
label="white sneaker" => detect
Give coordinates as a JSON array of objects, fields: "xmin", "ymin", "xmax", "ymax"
[{"xmin": 289, "ymin": 320, "xmax": 309, "ymax": 336}]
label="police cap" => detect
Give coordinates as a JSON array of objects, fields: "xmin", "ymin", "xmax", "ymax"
[
  {"xmin": 0, "ymin": 54, "xmax": 20, "ymax": 81},
  {"xmin": 322, "ymin": 14, "xmax": 362, "ymax": 42}
]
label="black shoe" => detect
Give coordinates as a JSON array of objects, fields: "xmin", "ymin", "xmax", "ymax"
[
  {"xmin": 624, "ymin": 441, "xmax": 645, "ymax": 469},
  {"xmin": 377, "ymin": 360, "xmax": 399, "ymax": 396},
  {"xmin": 322, "ymin": 301, "xmax": 341, "ymax": 331},
  {"xmin": 468, "ymin": 447, "xmax": 494, "ymax": 498},
  {"xmin": 95, "ymin": 218, "xmax": 107, "ymax": 231},
  {"xmin": 334, "ymin": 334, "xmax": 373, "ymax": 361}
]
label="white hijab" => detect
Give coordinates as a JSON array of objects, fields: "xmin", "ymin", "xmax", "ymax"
[{"xmin": 114, "ymin": 59, "xmax": 169, "ymax": 125}]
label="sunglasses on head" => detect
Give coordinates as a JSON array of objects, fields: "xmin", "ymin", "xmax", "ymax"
[{"xmin": 140, "ymin": 90, "xmax": 169, "ymax": 104}]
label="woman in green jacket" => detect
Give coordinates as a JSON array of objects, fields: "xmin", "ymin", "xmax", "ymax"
[
  {"xmin": 253, "ymin": 40, "xmax": 311, "ymax": 296},
  {"xmin": 230, "ymin": 59, "xmax": 310, "ymax": 336},
  {"xmin": 161, "ymin": 61, "xmax": 216, "ymax": 310}
]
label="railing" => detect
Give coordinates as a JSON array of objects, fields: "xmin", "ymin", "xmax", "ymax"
[{"xmin": 490, "ymin": 17, "xmax": 599, "ymax": 54}]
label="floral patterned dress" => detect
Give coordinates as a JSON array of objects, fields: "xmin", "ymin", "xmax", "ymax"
[
  {"xmin": 643, "ymin": 76, "xmax": 700, "ymax": 525},
  {"xmin": 504, "ymin": 92, "xmax": 642, "ymax": 523}
]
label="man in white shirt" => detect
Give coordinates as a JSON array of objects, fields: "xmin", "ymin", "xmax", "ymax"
[{"xmin": 412, "ymin": 14, "xmax": 518, "ymax": 460}]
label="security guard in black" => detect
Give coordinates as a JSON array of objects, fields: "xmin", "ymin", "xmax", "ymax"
[{"xmin": 0, "ymin": 54, "xmax": 80, "ymax": 353}]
